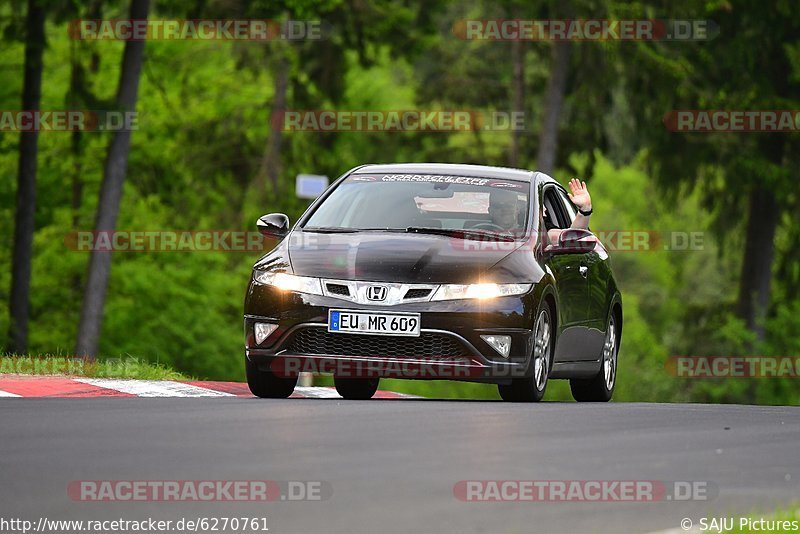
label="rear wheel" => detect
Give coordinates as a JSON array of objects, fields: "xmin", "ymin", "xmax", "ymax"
[
  {"xmin": 570, "ymin": 314, "xmax": 618, "ymax": 402},
  {"xmin": 334, "ymin": 376, "xmax": 380, "ymax": 400},
  {"xmin": 498, "ymin": 303, "xmax": 552, "ymax": 402},
  {"xmin": 246, "ymin": 357, "xmax": 297, "ymax": 398}
]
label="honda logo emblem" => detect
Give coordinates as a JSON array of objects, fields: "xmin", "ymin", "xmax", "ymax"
[{"xmin": 366, "ymin": 285, "xmax": 388, "ymax": 301}]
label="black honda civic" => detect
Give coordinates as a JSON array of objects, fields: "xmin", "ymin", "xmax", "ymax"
[{"xmin": 243, "ymin": 163, "xmax": 622, "ymax": 402}]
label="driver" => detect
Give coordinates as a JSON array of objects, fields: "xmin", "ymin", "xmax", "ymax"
[
  {"xmin": 488, "ymin": 189, "xmax": 522, "ymax": 233},
  {"xmin": 486, "ymin": 178, "xmax": 592, "ymax": 240}
]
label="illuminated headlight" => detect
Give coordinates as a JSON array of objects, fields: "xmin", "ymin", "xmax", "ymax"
[
  {"xmin": 481, "ymin": 335, "xmax": 512, "ymax": 358},
  {"xmin": 254, "ymin": 323, "xmax": 278, "ymax": 345},
  {"xmin": 431, "ymin": 283, "xmax": 531, "ymax": 301},
  {"xmin": 253, "ymin": 271, "xmax": 323, "ymax": 295}
]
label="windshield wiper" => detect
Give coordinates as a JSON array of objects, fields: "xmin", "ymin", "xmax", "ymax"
[
  {"xmin": 404, "ymin": 226, "xmax": 515, "ymax": 242},
  {"xmin": 301, "ymin": 226, "xmax": 360, "ymax": 233},
  {"xmin": 302, "ymin": 227, "xmax": 404, "ymax": 233}
]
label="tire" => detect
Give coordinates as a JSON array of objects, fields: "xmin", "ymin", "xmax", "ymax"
[
  {"xmin": 498, "ymin": 301, "xmax": 553, "ymax": 402},
  {"xmin": 334, "ymin": 376, "xmax": 379, "ymax": 400},
  {"xmin": 246, "ymin": 357, "xmax": 297, "ymax": 398},
  {"xmin": 570, "ymin": 313, "xmax": 618, "ymax": 402}
]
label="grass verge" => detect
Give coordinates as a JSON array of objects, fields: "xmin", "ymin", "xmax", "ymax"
[
  {"xmin": 728, "ymin": 505, "xmax": 800, "ymax": 533},
  {"xmin": 0, "ymin": 355, "xmax": 190, "ymax": 380}
]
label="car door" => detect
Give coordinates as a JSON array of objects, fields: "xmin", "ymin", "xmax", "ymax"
[
  {"xmin": 541, "ymin": 186, "xmax": 593, "ymax": 362},
  {"xmin": 581, "ymin": 233, "xmax": 612, "ymax": 361},
  {"xmin": 554, "ymin": 187, "xmax": 605, "ymax": 360}
]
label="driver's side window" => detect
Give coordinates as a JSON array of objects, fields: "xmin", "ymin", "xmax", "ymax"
[
  {"xmin": 543, "ymin": 188, "xmax": 569, "ymax": 229},
  {"xmin": 542, "ymin": 187, "xmax": 572, "ymax": 247}
]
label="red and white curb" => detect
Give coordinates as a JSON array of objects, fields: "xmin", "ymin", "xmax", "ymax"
[{"xmin": 0, "ymin": 376, "xmax": 420, "ymax": 399}]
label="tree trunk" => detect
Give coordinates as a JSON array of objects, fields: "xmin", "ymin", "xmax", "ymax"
[
  {"xmin": 7, "ymin": 0, "xmax": 45, "ymax": 355},
  {"xmin": 255, "ymin": 53, "xmax": 290, "ymax": 199},
  {"xmin": 536, "ymin": 40, "xmax": 571, "ymax": 175},
  {"xmin": 509, "ymin": 39, "xmax": 524, "ymax": 168},
  {"xmin": 736, "ymin": 184, "xmax": 779, "ymax": 342},
  {"xmin": 69, "ymin": 43, "xmax": 85, "ymax": 229},
  {"xmin": 75, "ymin": 0, "xmax": 150, "ymax": 358}
]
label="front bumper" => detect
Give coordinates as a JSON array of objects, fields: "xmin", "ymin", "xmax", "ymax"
[{"xmin": 244, "ymin": 281, "xmax": 537, "ymax": 382}]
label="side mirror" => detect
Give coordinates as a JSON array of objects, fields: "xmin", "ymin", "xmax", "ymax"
[
  {"xmin": 256, "ymin": 213, "xmax": 290, "ymax": 238},
  {"xmin": 545, "ymin": 228, "xmax": 597, "ymax": 255}
]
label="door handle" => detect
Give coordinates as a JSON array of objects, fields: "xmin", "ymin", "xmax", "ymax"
[{"xmin": 579, "ymin": 265, "xmax": 588, "ymax": 278}]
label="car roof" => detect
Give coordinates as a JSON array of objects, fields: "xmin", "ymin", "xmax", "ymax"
[{"xmin": 351, "ymin": 163, "xmax": 540, "ymax": 182}]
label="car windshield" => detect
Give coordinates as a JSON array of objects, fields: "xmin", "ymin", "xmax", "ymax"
[{"xmin": 302, "ymin": 174, "xmax": 529, "ymax": 237}]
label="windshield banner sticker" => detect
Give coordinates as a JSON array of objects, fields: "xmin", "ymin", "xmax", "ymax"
[{"xmin": 348, "ymin": 175, "xmax": 526, "ymax": 188}]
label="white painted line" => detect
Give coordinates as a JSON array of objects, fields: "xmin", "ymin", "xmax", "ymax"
[
  {"xmin": 390, "ymin": 391, "xmax": 423, "ymax": 399},
  {"xmin": 294, "ymin": 386, "xmax": 342, "ymax": 399},
  {"xmin": 0, "ymin": 389, "xmax": 21, "ymax": 397},
  {"xmin": 76, "ymin": 379, "xmax": 235, "ymax": 398},
  {"xmin": 293, "ymin": 387, "xmax": 422, "ymax": 399}
]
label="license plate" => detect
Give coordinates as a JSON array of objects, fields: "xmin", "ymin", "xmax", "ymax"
[{"xmin": 328, "ymin": 309, "xmax": 421, "ymax": 337}]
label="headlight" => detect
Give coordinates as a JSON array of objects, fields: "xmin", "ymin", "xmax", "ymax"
[
  {"xmin": 253, "ymin": 271, "xmax": 323, "ymax": 295},
  {"xmin": 430, "ymin": 283, "xmax": 532, "ymax": 301}
]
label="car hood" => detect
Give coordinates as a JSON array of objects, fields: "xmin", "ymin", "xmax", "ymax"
[{"xmin": 285, "ymin": 231, "xmax": 527, "ymax": 284}]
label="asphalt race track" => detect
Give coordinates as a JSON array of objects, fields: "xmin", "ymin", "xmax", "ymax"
[{"xmin": 1, "ymin": 398, "xmax": 799, "ymax": 534}]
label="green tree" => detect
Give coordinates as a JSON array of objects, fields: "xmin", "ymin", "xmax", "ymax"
[
  {"xmin": 76, "ymin": 0, "xmax": 150, "ymax": 357},
  {"xmin": 622, "ymin": 0, "xmax": 800, "ymax": 342},
  {"xmin": 7, "ymin": 0, "xmax": 45, "ymax": 354}
]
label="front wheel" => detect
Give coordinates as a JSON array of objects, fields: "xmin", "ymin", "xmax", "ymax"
[
  {"xmin": 334, "ymin": 376, "xmax": 379, "ymax": 400},
  {"xmin": 246, "ymin": 357, "xmax": 297, "ymax": 398},
  {"xmin": 498, "ymin": 303, "xmax": 552, "ymax": 402},
  {"xmin": 570, "ymin": 314, "xmax": 618, "ymax": 402}
]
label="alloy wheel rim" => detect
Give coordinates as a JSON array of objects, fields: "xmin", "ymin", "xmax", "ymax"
[
  {"xmin": 603, "ymin": 316, "xmax": 617, "ymax": 390},
  {"xmin": 533, "ymin": 309, "xmax": 550, "ymax": 391}
]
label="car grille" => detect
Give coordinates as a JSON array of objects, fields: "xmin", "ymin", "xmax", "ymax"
[
  {"xmin": 326, "ymin": 283, "xmax": 351, "ymax": 296},
  {"xmin": 285, "ymin": 328, "xmax": 469, "ymax": 359},
  {"xmin": 404, "ymin": 288, "xmax": 432, "ymax": 299}
]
